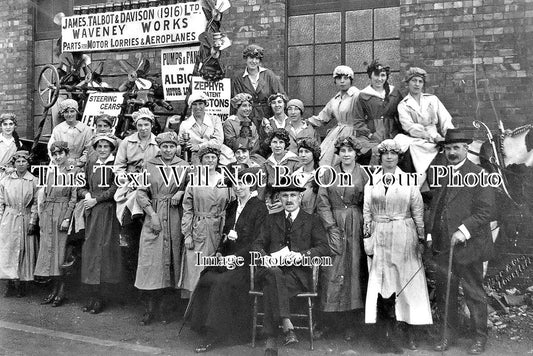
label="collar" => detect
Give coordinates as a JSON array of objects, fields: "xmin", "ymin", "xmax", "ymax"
[
  {"xmin": 0, "ymin": 134, "xmax": 14, "ymax": 143},
  {"xmin": 62, "ymin": 121, "xmax": 84, "ymax": 131},
  {"xmin": 126, "ymin": 133, "xmax": 157, "ymax": 145},
  {"xmin": 285, "ymin": 208, "xmax": 300, "ymax": 220},
  {"xmin": 452, "ymin": 158, "xmax": 467, "ymax": 171},
  {"xmin": 189, "ymin": 114, "xmax": 214, "ymax": 128},
  {"xmin": 401, "ymin": 92, "xmax": 432, "ymax": 104},
  {"xmin": 270, "ymin": 114, "xmax": 288, "ymax": 128},
  {"xmin": 243, "ymin": 67, "xmax": 266, "ymax": 77},
  {"xmin": 96, "ymin": 154, "xmax": 115, "ymax": 165},
  {"xmin": 9, "ymin": 171, "xmax": 34, "ymax": 181},
  {"xmin": 267, "ymin": 150, "xmax": 298, "ymax": 165},
  {"xmin": 288, "ymin": 120, "xmax": 308, "ymax": 131},
  {"xmin": 238, "ymin": 190, "xmax": 258, "ymax": 208},
  {"xmin": 153, "ymin": 155, "xmax": 186, "ymax": 166},
  {"xmin": 360, "ymin": 84, "xmax": 395, "ymax": 99},
  {"xmin": 334, "ymin": 86, "xmax": 359, "ymax": 99}
]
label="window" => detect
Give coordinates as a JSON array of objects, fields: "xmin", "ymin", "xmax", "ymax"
[{"xmin": 287, "ymin": 0, "xmax": 400, "ymax": 117}]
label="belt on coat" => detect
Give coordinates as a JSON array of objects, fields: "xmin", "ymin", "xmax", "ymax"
[
  {"xmin": 152, "ymin": 194, "xmax": 175, "ymax": 201},
  {"xmin": 194, "ymin": 211, "xmax": 224, "ymax": 218},
  {"xmin": 43, "ymin": 197, "xmax": 70, "ymax": 203},
  {"xmin": 373, "ymin": 214, "xmax": 411, "ymax": 223},
  {"xmin": 332, "ymin": 204, "xmax": 359, "ymax": 209},
  {"xmin": 4, "ymin": 206, "xmax": 32, "ymax": 216}
]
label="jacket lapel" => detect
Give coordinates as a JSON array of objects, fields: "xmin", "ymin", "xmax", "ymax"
[
  {"xmin": 291, "ymin": 210, "xmax": 305, "ymax": 232},
  {"xmin": 275, "ymin": 211, "xmax": 285, "ymax": 232},
  {"xmin": 255, "ymin": 71, "xmax": 266, "ymax": 94},
  {"xmin": 446, "ymin": 161, "xmax": 471, "ymax": 204}
]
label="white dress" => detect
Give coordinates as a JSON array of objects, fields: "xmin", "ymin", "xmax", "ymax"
[
  {"xmin": 394, "ymin": 93, "xmax": 454, "ymax": 173},
  {"xmin": 363, "ymin": 168, "xmax": 432, "ymax": 324}
]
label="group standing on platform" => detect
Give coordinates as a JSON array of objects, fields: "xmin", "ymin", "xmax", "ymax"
[{"xmin": 0, "ymin": 44, "xmax": 496, "ymax": 356}]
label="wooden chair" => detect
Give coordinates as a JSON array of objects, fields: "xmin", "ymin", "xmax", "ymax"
[{"xmin": 249, "ymin": 264, "xmax": 320, "ymax": 350}]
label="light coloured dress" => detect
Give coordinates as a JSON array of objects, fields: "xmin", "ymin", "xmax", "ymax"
[
  {"xmin": 363, "ymin": 167, "xmax": 432, "ymax": 325},
  {"xmin": 394, "ymin": 93, "xmax": 454, "ymax": 173},
  {"xmin": 178, "ymin": 114, "xmax": 234, "ymax": 165},
  {"xmin": 0, "ymin": 134, "xmax": 17, "ymax": 166},
  {"xmin": 34, "ymin": 165, "xmax": 77, "ymax": 277},
  {"xmin": 316, "ymin": 163, "xmax": 367, "ymax": 311},
  {"xmin": 0, "ymin": 134, "xmax": 17, "ymax": 180},
  {"xmin": 308, "ymin": 86, "xmax": 370, "ymax": 166},
  {"xmin": 0, "ymin": 171, "xmax": 39, "ymax": 281},
  {"xmin": 114, "ymin": 132, "xmax": 160, "ymax": 225},
  {"xmin": 135, "ymin": 156, "xmax": 189, "ymax": 290},
  {"xmin": 48, "ymin": 121, "xmax": 93, "ymax": 162},
  {"xmin": 179, "ymin": 172, "xmax": 233, "ymax": 293}
]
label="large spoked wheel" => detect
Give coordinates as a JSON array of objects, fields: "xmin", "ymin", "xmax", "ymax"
[{"xmin": 38, "ymin": 64, "xmax": 60, "ymax": 109}]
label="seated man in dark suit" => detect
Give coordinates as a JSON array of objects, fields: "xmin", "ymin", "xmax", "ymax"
[{"xmin": 251, "ymin": 183, "xmax": 330, "ymax": 356}]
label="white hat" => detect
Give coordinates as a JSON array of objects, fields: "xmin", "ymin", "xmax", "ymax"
[
  {"xmin": 188, "ymin": 92, "xmax": 208, "ymax": 107},
  {"xmin": 333, "ymin": 65, "xmax": 354, "ymax": 79}
]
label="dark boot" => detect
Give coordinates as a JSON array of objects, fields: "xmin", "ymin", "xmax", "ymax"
[
  {"xmin": 15, "ymin": 281, "xmax": 26, "ymax": 298},
  {"xmin": 89, "ymin": 286, "xmax": 104, "ymax": 314},
  {"xmin": 157, "ymin": 292, "xmax": 170, "ymax": 325},
  {"xmin": 90, "ymin": 295, "xmax": 105, "ymax": 314},
  {"xmin": 405, "ymin": 324, "xmax": 417, "ymax": 350},
  {"xmin": 41, "ymin": 279, "xmax": 59, "ymax": 304},
  {"xmin": 52, "ymin": 280, "xmax": 66, "ymax": 307},
  {"xmin": 140, "ymin": 293, "xmax": 155, "ymax": 325},
  {"xmin": 4, "ymin": 280, "xmax": 16, "ymax": 298},
  {"xmin": 82, "ymin": 284, "xmax": 97, "ymax": 312}
]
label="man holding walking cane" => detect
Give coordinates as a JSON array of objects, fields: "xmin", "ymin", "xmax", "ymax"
[{"xmin": 427, "ymin": 128, "xmax": 495, "ymax": 355}]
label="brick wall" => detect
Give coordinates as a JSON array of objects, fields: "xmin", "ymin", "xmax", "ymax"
[
  {"xmin": 0, "ymin": 0, "xmax": 33, "ymax": 138},
  {"xmin": 400, "ymin": 0, "xmax": 533, "ymax": 134},
  {"xmin": 222, "ymin": 0, "xmax": 286, "ymax": 81}
]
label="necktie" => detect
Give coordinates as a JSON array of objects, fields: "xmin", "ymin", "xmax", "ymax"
[{"xmin": 285, "ymin": 213, "xmax": 293, "ymax": 248}]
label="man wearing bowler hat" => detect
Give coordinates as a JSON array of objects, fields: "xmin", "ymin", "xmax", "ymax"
[
  {"xmin": 427, "ymin": 128, "xmax": 495, "ymax": 355},
  {"xmin": 251, "ymin": 183, "xmax": 330, "ymax": 356}
]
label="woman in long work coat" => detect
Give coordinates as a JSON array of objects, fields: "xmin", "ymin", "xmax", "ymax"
[
  {"xmin": 34, "ymin": 141, "xmax": 77, "ymax": 307},
  {"xmin": 135, "ymin": 132, "xmax": 189, "ymax": 325},
  {"xmin": 191, "ymin": 167, "xmax": 268, "ymax": 353},
  {"xmin": 316, "ymin": 136, "xmax": 368, "ymax": 340},
  {"xmin": 363, "ymin": 139, "xmax": 431, "ymax": 353},
  {"xmin": 79, "ymin": 133, "xmax": 122, "ymax": 314},
  {"xmin": 179, "ymin": 144, "xmax": 234, "ymax": 296},
  {"xmin": 0, "ymin": 151, "xmax": 38, "ymax": 297}
]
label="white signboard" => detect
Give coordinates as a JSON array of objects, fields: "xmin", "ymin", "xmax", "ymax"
[
  {"xmin": 61, "ymin": 2, "xmax": 206, "ymax": 52},
  {"xmin": 161, "ymin": 46, "xmax": 199, "ymax": 101},
  {"xmin": 191, "ymin": 77, "xmax": 231, "ymax": 122},
  {"xmin": 81, "ymin": 92, "xmax": 125, "ymax": 133}
]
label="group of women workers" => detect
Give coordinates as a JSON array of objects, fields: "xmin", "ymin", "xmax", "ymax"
[{"xmin": 0, "ymin": 42, "xmax": 455, "ymax": 354}]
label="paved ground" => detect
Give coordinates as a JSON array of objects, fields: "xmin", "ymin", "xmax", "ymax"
[{"xmin": 1, "ymin": 280, "xmax": 532, "ymax": 356}]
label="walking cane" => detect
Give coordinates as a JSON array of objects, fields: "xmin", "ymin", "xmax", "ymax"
[{"xmin": 442, "ymin": 241, "xmax": 455, "ymax": 355}]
